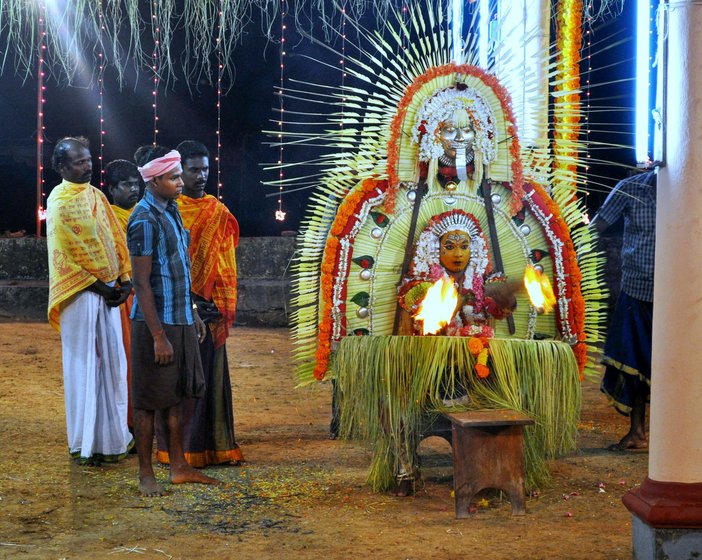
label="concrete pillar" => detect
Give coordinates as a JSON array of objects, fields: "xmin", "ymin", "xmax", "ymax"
[{"xmin": 622, "ymin": 3, "xmax": 702, "ymax": 557}]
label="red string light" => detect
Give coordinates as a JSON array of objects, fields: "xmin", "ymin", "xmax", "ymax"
[
  {"xmin": 340, "ymin": 2, "xmax": 347, "ymax": 134},
  {"xmin": 584, "ymin": 3, "xmax": 593, "ymax": 184},
  {"xmin": 36, "ymin": 0, "xmax": 47, "ymax": 234},
  {"xmin": 275, "ymin": 2, "xmax": 287, "ymax": 222}
]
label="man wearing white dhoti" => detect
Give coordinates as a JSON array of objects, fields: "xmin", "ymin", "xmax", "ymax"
[{"xmin": 46, "ymin": 137, "xmax": 134, "ymax": 464}]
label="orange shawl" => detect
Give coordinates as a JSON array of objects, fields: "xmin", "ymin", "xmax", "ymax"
[
  {"xmin": 47, "ymin": 181, "xmax": 131, "ymax": 331},
  {"xmin": 178, "ymin": 194, "xmax": 239, "ymax": 348}
]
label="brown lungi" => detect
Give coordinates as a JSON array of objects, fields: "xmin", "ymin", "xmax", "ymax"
[{"xmin": 131, "ymin": 321, "xmax": 205, "ymax": 411}]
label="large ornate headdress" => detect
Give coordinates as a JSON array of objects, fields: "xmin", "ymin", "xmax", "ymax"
[
  {"xmin": 284, "ymin": 3, "xmax": 607, "ymax": 387},
  {"xmin": 412, "ymin": 85, "xmax": 498, "ymax": 163}
]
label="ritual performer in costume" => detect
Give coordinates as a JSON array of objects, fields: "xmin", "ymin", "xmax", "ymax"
[
  {"xmin": 397, "ymin": 209, "xmax": 520, "ymax": 338},
  {"xmin": 127, "ymin": 145, "xmax": 219, "ymax": 496},
  {"xmin": 46, "ymin": 136, "xmax": 133, "ymax": 465},
  {"xmin": 391, "ymin": 209, "xmax": 523, "ymax": 494},
  {"xmin": 153, "ymin": 140, "xmax": 244, "ymax": 467},
  {"xmin": 106, "ymin": 159, "xmax": 143, "ymax": 432},
  {"xmin": 287, "ymin": 5, "xmax": 605, "ymax": 497}
]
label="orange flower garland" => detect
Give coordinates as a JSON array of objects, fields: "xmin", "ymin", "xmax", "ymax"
[
  {"xmin": 526, "ymin": 181, "xmax": 587, "ymax": 376},
  {"xmin": 468, "ymin": 336, "xmax": 491, "ymax": 379},
  {"xmin": 385, "ymin": 63, "xmax": 525, "ymax": 217},
  {"xmin": 313, "ymin": 178, "xmax": 387, "ymax": 380},
  {"xmin": 553, "ymin": 0, "xmax": 583, "ymax": 200}
]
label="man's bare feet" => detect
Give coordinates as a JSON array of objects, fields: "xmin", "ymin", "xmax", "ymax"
[
  {"xmin": 169, "ymin": 464, "xmax": 220, "ymax": 485},
  {"xmin": 608, "ymin": 434, "xmax": 648, "ymax": 452},
  {"xmin": 139, "ymin": 475, "xmax": 166, "ymax": 497}
]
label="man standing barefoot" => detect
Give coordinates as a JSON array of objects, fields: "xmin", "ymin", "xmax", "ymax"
[
  {"xmin": 593, "ymin": 169, "xmax": 656, "ymax": 451},
  {"xmin": 127, "ymin": 146, "xmax": 219, "ymax": 496},
  {"xmin": 47, "ymin": 137, "xmax": 133, "ymax": 466},
  {"xmin": 153, "ymin": 140, "xmax": 244, "ymax": 468}
]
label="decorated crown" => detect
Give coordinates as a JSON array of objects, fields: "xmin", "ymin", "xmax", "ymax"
[{"xmin": 412, "ymin": 85, "xmax": 498, "ymax": 163}]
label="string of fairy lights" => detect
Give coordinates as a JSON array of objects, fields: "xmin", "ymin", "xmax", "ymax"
[
  {"xmin": 340, "ymin": 1, "xmax": 347, "ymax": 140},
  {"xmin": 151, "ymin": 1, "xmax": 161, "ymax": 146},
  {"xmin": 97, "ymin": 0, "xmax": 107, "ymax": 189},
  {"xmin": 583, "ymin": 3, "xmax": 593, "ymax": 189},
  {"xmin": 35, "ymin": 0, "xmax": 47, "ymax": 235},
  {"xmin": 215, "ymin": 0, "xmax": 224, "ymax": 201},
  {"xmin": 275, "ymin": 3, "xmax": 287, "ymax": 222}
]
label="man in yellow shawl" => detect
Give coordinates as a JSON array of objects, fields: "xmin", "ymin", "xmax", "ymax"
[
  {"xmin": 46, "ymin": 137, "xmax": 133, "ymax": 464},
  {"xmin": 154, "ymin": 139, "xmax": 244, "ymax": 467},
  {"xmin": 105, "ymin": 159, "xmax": 143, "ymax": 431}
]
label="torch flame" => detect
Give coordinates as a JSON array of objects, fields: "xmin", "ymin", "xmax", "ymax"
[
  {"xmin": 523, "ymin": 266, "xmax": 556, "ymax": 314},
  {"xmin": 414, "ymin": 276, "xmax": 459, "ymax": 335}
]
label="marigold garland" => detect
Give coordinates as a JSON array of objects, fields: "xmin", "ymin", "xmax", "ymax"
[
  {"xmin": 467, "ymin": 335, "xmax": 491, "ymax": 378},
  {"xmin": 525, "ymin": 181, "xmax": 587, "ymax": 375},
  {"xmin": 553, "ymin": 0, "xmax": 583, "ymax": 200},
  {"xmin": 313, "ymin": 179, "xmax": 388, "ymax": 380},
  {"xmin": 385, "ymin": 63, "xmax": 525, "ymax": 217}
]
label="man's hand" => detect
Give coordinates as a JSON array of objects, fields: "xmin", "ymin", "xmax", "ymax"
[
  {"xmin": 106, "ymin": 281, "xmax": 132, "ymax": 307},
  {"xmin": 153, "ymin": 330, "xmax": 174, "ymax": 365},
  {"xmin": 86, "ymin": 280, "xmax": 120, "ymax": 303},
  {"xmin": 484, "ymin": 279, "xmax": 521, "ymax": 311},
  {"xmin": 193, "ymin": 300, "xmax": 221, "ymax": 323},
  {"xmin": 194, "ymin": 312, "xmax": 207, "ymax": 344}
]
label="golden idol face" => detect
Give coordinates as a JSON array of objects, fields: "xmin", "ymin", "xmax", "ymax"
[{"xmin": 439, "ymin": 230, "xmax": 471, "ymax": 274}]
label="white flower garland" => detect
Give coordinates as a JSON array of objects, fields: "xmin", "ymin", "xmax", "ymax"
[{"xmin": 412, "ymin": 86, "xmax": 498, "ymax": 164}]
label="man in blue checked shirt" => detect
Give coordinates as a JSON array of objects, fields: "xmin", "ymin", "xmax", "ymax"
[
  {"xmin": 592, "ymin": 169, "xmax": 656, "ymax": 452},
  {"xmin": 127, "ymin": 145, "xmax": 220, "ymax": 496}
]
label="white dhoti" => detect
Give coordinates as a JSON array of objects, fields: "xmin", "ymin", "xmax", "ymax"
[{"xmin": 59, "ymin": 290, "xmax": 132, "ymax": 462}]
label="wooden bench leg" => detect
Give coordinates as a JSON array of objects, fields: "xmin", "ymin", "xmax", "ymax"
[{"xmin": 451, "ymin": 423, "xmax": 527, "ymax": 517}]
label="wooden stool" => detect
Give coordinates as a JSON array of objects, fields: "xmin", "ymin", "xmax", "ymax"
[{"xmin": 444, "ymin": 409, "xmax": 534, "ymax": 517}]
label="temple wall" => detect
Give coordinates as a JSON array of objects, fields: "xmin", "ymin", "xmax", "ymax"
[
  {"xmin": 0, "ymin": 234, "xmax": 621, "ymax": 327},
  {"xmin": 0, "ymin": 236, "xmax": 296, "ymax": 327}
]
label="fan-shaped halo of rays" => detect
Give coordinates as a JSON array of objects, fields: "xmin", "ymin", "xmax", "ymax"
[{"xmin": 277, "ymin": 1, "xmax": 617, "ymax": 386}]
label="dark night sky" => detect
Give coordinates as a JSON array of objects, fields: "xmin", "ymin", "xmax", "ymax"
[{"xmin": 0, "ymin": 5, "xmax": 638, "ymax": 237}]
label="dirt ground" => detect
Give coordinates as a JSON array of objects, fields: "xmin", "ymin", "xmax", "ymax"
[{"xmin": 0, "ymin": 324, "xmax": 646, "ymax": 559}]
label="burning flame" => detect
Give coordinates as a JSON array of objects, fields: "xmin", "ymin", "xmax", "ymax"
[
  {"xmin": 523, "ymin": 266, "xmax": 556, "ymax": 314},
  {"xmin": 414, "ymin": 276, "xmax": 459, "ymax": 335}
]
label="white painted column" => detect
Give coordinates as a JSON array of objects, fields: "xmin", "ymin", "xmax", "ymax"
[{"xmin": 648, "ymin": 2, "xmax": 702, "ymax": 483}]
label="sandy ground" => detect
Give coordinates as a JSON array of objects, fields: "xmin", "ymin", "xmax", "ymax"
[{"xmin": 0, "ymin": 324, "xmax": 646, "ymax": 559}]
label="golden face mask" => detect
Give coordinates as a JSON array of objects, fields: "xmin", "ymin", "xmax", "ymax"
[{"xmin": 439, "ymin": 230, "xmax": 471, "ymax": 274}]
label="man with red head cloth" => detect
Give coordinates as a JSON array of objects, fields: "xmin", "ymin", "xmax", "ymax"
[{"xmin": 153, "ymin": 140, "xmax": 244, "ymax": 468}]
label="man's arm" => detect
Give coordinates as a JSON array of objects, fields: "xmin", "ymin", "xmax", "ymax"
[
  {"xmin": 132, "ymin": 255, "xmax": 174, "ymax": 365},
  {"xmin": 85, "ymin": 279, "xmax": 120, "ymax": 301}
]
